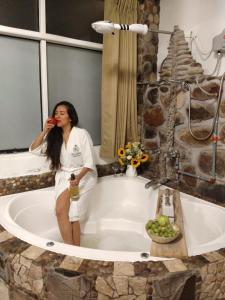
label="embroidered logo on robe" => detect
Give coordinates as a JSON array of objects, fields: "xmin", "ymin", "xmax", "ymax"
[{"xmin": 72, "ymin": 145, "xmax": 81, "ymax": 157}]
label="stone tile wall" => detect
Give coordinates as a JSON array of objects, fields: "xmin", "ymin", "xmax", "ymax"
[
  {"xmin": 140, "ymin": 26, "xmax": 225, "ymax": 204},
  {"xmin": 137, "ymin": 0, "xmax": 160, "ymax": 83},
  {"xmin": 137, "ymin": 0, "xmax": 160, "ymax": 138},
  {"xmin": 0, "ymin": 172, "xmax": 55, "ymax": 197}
]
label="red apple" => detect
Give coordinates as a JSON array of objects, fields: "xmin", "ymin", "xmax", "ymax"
[{"xmin": 47, "ymin": 118, "xmax": 58, "ymax": 125}]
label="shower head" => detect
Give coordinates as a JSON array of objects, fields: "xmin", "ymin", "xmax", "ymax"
[
  {"xmin": 92, "ymin": 21, "xmax": 172, "ymax": 36},
  {"xmin": 91, "ymin": 20, "xmax": 149, "ymax": 35},
  {"xmin": 91, "ymin": 20, "xmax": 115, "ymax": 34}
]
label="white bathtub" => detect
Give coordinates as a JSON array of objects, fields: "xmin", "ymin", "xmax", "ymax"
[{"xmin": 0, "ymin": 176, "xmax": 225, "ymax": 262}]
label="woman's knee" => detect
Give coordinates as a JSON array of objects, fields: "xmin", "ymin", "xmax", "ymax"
[
  {"xmin": 55, "ymin": 191, "xmax": 70, "ymax": 218},
  {"xmin": 55, "ymin": 204, "xmax": 67, "ymax": 218}
]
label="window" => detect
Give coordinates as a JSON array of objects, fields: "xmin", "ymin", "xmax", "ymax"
[
  {"xmin": 46, "ymin": 0, "xmax": 104, "ymax": 43},
  {"xmin": 0, "ymin": 36, "xmax": 41, "ymax": 151},
  {"xmin": 0, "ymin": 0, "xmax": 102, "ymax": 152},
  {"xmin": 0, "ymin": 0, "xmax": 39, "ymax": 31},
  {"xmin": 47, "ymin": 44, "xmax": 102, "ymax": 145}
]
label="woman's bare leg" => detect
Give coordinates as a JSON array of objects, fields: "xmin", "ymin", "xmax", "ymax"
[
  {"xmin": 55, "ymin": 189, "xmax": 73, "ymax": 245},
  {"xmin": 72, "ymin": 221, "xmax": 81, "ymax": 246}
]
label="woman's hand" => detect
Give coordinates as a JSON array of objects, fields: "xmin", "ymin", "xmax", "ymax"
[
  {"xmin": 70, "ymin": 177, "xmax": 80, "ymax": 187},
  {"xmin": 69, "ymin": 168, "xmax": 91, "ymax": 188},
  {"xmin": 43, "ymin": 117, "xmax": 56, "ymax": 135}
]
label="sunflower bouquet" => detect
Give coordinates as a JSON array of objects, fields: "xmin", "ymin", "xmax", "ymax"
[{"xmin": 117, "ymin": 142, "xmax": 149, "ymax": 168}]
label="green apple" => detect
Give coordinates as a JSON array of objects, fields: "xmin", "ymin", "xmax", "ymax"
[{"xmin": 157, "ymin": 215, "xmax": 169, "ymax": 226}]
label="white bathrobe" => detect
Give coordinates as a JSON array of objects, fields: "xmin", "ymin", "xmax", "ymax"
[{"xmin": 29, "ymin": 127, "xmax": 97, "ymax": 222}]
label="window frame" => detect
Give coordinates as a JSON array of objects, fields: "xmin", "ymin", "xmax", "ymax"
[{"xmin": 0, "ymin": 0, "xmax": 103, "ymax": 151}]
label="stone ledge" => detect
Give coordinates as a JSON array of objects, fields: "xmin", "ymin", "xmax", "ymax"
[
  {"xmin": 0, "ymin": 226, "xmax": 225, "ymax": 299},
  {"xmin": 0, "ymin": 164, "xmax": 115, "ymax": 197},
  {"xmin": 163, "ymin": 259, "xmax": 187, "ymax": 273}
]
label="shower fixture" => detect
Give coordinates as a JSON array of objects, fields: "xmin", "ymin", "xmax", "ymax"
[{"xmin": 91, "ymin": 20, "xmax": 172, "ymax": 35}]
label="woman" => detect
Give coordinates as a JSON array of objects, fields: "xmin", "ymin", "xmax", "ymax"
[{"xmin": 30, "ymin": 101, "xmax": 97, "ymax": 246}]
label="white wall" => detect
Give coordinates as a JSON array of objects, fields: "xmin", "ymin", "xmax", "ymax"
[{"xmin": 158, "ymin": 0, "xmax": 225, "ymax": 77}]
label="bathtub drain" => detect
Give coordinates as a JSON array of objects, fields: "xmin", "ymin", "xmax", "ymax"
[
  {"xmin": 140, "ymin": 252, "xmax": 150, "ymax": 259},
  {"xmin": 46, "ymin": 241, "xmax": 55, "ymax": 247}
]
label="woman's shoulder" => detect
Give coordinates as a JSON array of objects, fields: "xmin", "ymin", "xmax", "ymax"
[{"xmin": 71, "ymin": 127, "xmax": 90, "ymax": 138}]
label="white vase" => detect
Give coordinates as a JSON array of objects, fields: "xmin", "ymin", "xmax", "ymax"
[{"xmin": 126, "ymin": 165, "xmax": 137, "ymax": 177}]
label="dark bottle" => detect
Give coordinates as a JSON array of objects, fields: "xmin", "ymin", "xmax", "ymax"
[{"xmin": 70, "ymin": 173, "xmax": 79, "ymax": 201}]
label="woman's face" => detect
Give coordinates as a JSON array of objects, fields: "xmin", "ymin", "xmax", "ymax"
[{"xmin": 54, "ymin": 105, "xmax": 71, "ymax": 128}]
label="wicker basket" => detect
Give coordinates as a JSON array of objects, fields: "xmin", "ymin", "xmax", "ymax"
[{"xmin": 145, "ymin": 223, "xmax": 181, "ymax": 244}]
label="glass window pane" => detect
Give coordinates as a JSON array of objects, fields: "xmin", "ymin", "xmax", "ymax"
[
  {"xmin": 0, "ymin": 0, "xmax": 39, "ymax": 31},
  {"xmin": 46, "ymin": 0, "xmax": 103, "ymax": 43},
  {"xmin": 0, "ymin": 36, "xmax": 42, "ymax": 151},
  {"xmin": 47, "ymin": 43, "xmax": 102, "ymax": 145}
]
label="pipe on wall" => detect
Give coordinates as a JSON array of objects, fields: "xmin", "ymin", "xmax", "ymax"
[
  {"xmin": 139, "ymin": 75, "xmax": 225, "ymax": 184},
  {"xmin": 176, "ymin": 73, "xmax": 225, "ymax": 184}
]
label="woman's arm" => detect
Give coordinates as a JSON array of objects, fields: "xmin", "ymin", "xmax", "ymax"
[
  {"xmin": 30, "ymin": 118, "xmax": 54, "ymax": 150},
  {"xmin": 70, "ymin": 129, "xmax": 96, "ymax": 187},
  {"xmin": 30, "ymin": 131, "xmax": 47, "ymax": 151}
]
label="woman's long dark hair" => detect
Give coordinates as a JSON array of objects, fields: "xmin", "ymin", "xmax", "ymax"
[{"xmin": 46, "ymin": 101, "xmax": 79, "ymax": 170}]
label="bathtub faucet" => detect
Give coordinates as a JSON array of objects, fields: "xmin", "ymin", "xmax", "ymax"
[{"xmin": 145, "ymin": 177, "xmax": 170, "ymax": 189}]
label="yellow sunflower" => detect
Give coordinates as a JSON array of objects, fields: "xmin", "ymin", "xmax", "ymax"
[
  {"xmin": 118, "ymin": 147, "xmax": 125, "ymax": 157},
  {"xmin": 118, "ymin": 158, "xmax": 124, "ymax": 165},
  {"xmin": 140, "ymin": 153, "xmax": 149, "ymax": 163},
  {"xmin": 131, "ymin": 159, "xmax": 141, "ymax": 168}
]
